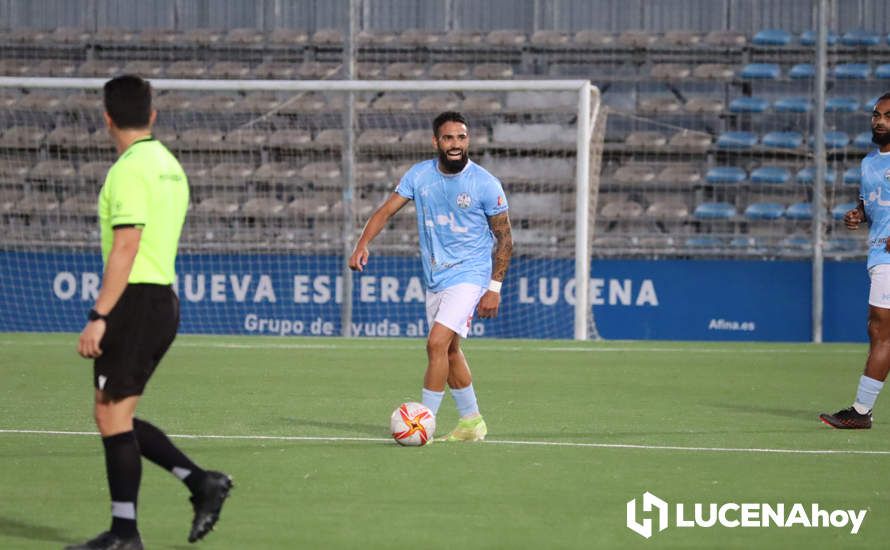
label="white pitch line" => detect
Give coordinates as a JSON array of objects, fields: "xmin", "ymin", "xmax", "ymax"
[
  {"xmin": 1, "ymin": 428, "xmax": 888, "ymax": 456},
  {"xmin": 0, "ymin": 339, "xmax": 865, "ymax": 354},
  {"xmin": 175, "ymin": 342, "xmax": 861, "ymax": 355}
]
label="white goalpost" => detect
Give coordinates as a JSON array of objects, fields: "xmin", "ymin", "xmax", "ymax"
[{"xmin": 0, "ymin": 77, "xmax": 604, "ymax": 340}]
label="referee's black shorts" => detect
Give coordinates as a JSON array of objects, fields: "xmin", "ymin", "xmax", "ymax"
[{"xmin": 94, "ymin": 283, "xmax": 179, "ymax": 399}]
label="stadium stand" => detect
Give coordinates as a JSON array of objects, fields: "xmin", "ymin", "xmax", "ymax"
[{"xmin": 1, "ymin": 5, "xmax": 886, "ymax": 261}]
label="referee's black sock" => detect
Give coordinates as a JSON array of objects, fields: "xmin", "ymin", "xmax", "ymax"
[
  {"xmin": 133, "ymin": 417, "xmax": 207, "ymax": 494},
  {"xmin": 102, "ymin": 430, "xmax": 141, "ymax": 539}
]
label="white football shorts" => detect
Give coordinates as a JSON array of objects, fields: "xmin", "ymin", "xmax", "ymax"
[
  {"xmin": 425, "ymin": 283, "xmax": 486, "ymax": 338},
  {"xmin": 869, "ymin": 264, "xmax": 890, "ymax": 309}
]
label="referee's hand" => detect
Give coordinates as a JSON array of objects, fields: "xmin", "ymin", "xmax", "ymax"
[{"xmin": 77, "ymin": 320, "xmax": 105, "ymax": 359}]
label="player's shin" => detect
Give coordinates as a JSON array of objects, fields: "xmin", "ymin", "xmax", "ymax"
[
  {"xmin": 450, "ymin": 384, "xmax": 481, "ymax": 419},
  {"xmin": 421, "ymin": 388, "xmax": 445, "ymax": 415},
  {"xmin": 854, "ymin": 375, "xmax": 884, "ymax": 413}
]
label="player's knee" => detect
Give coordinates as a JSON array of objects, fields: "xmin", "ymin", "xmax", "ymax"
[
  {"xmin": 869, "ymin": 321, "xmax": 890, "ymax": 344},
  {"xmin": 868, "ymin": 309, "xmax": 890, "ymax": 342},
  {"xmin": 427, "ymin": 332, "xmax": 453, "ymax": 354},
  {"xmin": 426, "ymin": 338, "xmax": 447, "ymax": 356}
]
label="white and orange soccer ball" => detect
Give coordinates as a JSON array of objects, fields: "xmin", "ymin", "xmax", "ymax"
[{"xmin": 390, "ymin": 402, "xmax": 436, "ymax": 446}]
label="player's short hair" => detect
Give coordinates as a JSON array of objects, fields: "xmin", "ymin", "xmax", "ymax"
[
  {"xmin": 104, "ymin": 75, "xmax": 152, "ymax": 129},
  {"xmin": 432, "ymin": 111, "xmax": 469, "ymax": 137},
  {"xmin": 877, "ymin": 92, "xmax": 890, "ymax": 106}
]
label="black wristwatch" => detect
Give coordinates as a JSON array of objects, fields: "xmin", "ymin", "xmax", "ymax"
[{"xmin": 87, "ymin": 309, "xmax": 109, "ymax": 322}]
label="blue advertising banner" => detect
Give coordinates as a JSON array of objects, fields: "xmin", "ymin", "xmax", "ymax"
[{"xmin": 0, "ymin": 251, "xmax": 871, "ymax": 342}]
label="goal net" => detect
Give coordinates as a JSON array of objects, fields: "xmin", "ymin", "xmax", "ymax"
[{"xmin": 0, "ymin": 77, "xmax": 605, "ymax": 339}]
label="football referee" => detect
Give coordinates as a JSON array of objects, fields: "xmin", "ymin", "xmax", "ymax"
[{"xmin": 67, "ymin": 75, "xmax": 232, "ymax": 550}]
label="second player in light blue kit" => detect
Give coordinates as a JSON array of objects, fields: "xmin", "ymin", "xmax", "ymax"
[
  {"xmin": 821, "ymin": 92, "xmax": 890, "ymax": 429},
  {"xmin": 349, "ymin": 112, "xmax": 513, "ymax": 441}
]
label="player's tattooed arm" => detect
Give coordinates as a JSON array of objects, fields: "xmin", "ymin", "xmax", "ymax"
[{"xmin": 488, "ymin": 211, "xmax": 513, "ymax": 282}]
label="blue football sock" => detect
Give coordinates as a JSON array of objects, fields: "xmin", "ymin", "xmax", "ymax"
[
  {"xmin": 854, "ymin": 375, "xmax": 884, "ymax": 412},
  {"xmin": 450, "ymin": 384, "xmax": 480, "ymax": 418},
  {"xmin": 421, "ymin": 388, "xmax": 445, "ymax": 415}
]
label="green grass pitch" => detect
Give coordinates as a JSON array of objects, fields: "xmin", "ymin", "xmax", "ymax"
[{"xmin": 0, "ymin": 333, "xmax": 887, "ymax": 549}]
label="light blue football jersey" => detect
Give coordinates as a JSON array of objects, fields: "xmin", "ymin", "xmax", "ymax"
[
  {"xmin": 860, "ymin": 150, "xmax": 890, "ymax": 268},
  {"xmin": 395, "ymin": 159, "xmax": 509, "ymax": 292}
]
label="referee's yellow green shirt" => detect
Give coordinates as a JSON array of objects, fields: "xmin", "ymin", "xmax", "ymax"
[{"xmin": 98, "ymin": 136, "xmax": 189, "ymax": 285}]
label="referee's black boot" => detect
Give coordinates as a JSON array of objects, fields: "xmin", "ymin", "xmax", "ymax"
[
  {"xmin": 188, "ymin": 470, "xmax": 233, "ymax": 543},
  {"xmin": 64, "ymin": 531, "xmax": 143, "ymax": 550}
]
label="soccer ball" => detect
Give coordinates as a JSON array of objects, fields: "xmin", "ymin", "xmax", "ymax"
[{"xmin": 390, "ymin": 402, "xmax": 436, "ymax": 446}]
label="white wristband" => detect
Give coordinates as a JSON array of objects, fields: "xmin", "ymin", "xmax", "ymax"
[{"xmin": 488, "ymin": 280, "xmax": 502, "ymax": 293}]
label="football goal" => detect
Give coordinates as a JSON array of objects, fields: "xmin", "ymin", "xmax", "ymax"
[{"xmin": 0, "ymin": 77, "xmax": 605, "ymax": 340}]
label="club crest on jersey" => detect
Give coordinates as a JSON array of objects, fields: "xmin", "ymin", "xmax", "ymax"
[{"xmin": 456, "ymin": 192, "xmax": 472, "ymax": 209}]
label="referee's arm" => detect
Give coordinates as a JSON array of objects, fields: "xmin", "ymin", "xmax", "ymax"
[{"xmin": 77, "ymin": 227, "xmax": 142, "ymax": 358}]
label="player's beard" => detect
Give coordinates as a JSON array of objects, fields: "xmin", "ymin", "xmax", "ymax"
[
  {"xmin": 873, "ymin": 127, "xmax": 890, "ymax": 147},
  {"xmin": 438, "ymin": 148, "xmax": 469, "ymax": 174}
]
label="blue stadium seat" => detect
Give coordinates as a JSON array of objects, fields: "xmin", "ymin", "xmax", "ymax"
[
  {"xmin": 841, "ymin": 29, "xmax": 881, "ymax": 47},
  {"xmin": 876, "ymin": 65, "xmax": 890, "ymax": 79},
  {"xmin": 833, "ymin": 63, "xmax": 871, "ymax": 79},
  {"xmin": 832, "ymin": 201, "xmax": 859, "ymax": 220},
  {"xmin": 781, "ymin": 235, "xmax": 812, "ymax": 250},
  {"xmin": 789, "ymin": 63, "xmax": 815, "ymax": 79},
  {"xmin": 811, "ymin": 131, "xmax": 850, "ymax": 149},
  {"xmin": 785, "ymin": 202, "xmax": 813, "ymax": 220},
  {"xmin": 762, "ymin": 131, "xmax": 803, "ymax": 149},
  {"xmin": 717, "ymin": 131, "xmax": 758, "ymax": 149},
  {"xmin": 796, "ymin": 167, "xmax": 837, "ymax": 184},
  {"xmin": 825, "ymin": 97, "xmax": 859, "ymax": 112},
  {"xmin": 744, "ymin": 202, "xmax": 785, "ymax": 220},
  {"xmin": 730, "ymin": 236, "xmax": 753, "ymax": 248},
  {"xmin": 729, "ymin": 96, "xmax": 769, "ymax": 113},
  {"xmin": 753, "ymin": 29, "xmax": 791, "ymax": 46},
  {"xmin": 800, "ymin": 30, "xmax": 839, "ymax": 46},
  {"xmin": 853, "ymin": 132, "xmax": 874, "ymax": 149},
  {"xmin": 740, "ymin": 63, "xmax": 781, "ymax": 79},
  {"xmin": 843, "ymin": 166, "xmax": 861, "ymax": 185},
  {"xmin": 750, "ymin": 166, "xmax": 791, "ymax": 184},
  {"xmin": 694, "ymin": 202, "xmax": 736, "ymax": 219},
  {"xmin": 730, "ymin": 236, "xmax": 765, "ymax": 249},
  {"xmin": 706, "ymin": 166, "xmax": 746, "ymax": 184},
  {"xmin": 826, "ymin": 238, "xmax": 861, "ymax": 252},
  {"xmin": 773, "ymin": 97, "xmax": 811, "ymax": 112},
  {"xmin": 685, "ymin": 235, "xmax": 724, "ymax": 248}
]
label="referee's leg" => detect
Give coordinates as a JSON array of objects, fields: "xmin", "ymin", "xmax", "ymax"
[
  {"xmin": 94, "ymin": 390, "xmax": 139, "ymax": 434},
  {"xmin": 92, "ymin": 391, "xmax": 143, "ymax": 545}
]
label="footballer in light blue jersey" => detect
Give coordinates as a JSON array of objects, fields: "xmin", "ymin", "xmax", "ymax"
[
  {"xmin": 860, "ymin": 149, "xmax": 890, "ymax": 269},
  {"xmin": 821, "ymin": 93, "xmax": 890, "ymax": 430},
  {"xmin": 395, "ymin": 158, "xmax": 508, "ymax": 292},
  {"xmin": 349, "ymin": 112, "xmax": 513, "ymax": 442}
]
